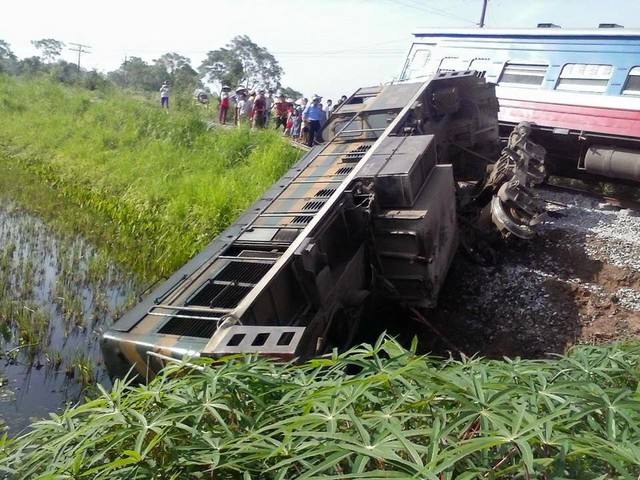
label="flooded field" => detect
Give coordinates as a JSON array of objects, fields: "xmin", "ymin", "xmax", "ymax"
[{"xmin": 0, "ymin": 202, "xmax": 138, "ymax": 434}]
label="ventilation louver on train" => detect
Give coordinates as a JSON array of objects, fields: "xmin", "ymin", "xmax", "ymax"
[
  {"xmin": 336, "ymin": 166, "xmax": 354, "ymax": 175},
  {"xmin": 292, "ymin": 215, "xmax": 313, "ymax": 225},
  {"xmin": 158, "ymin": 256, "xmax": 278, "ymax": 338},
  {"xmin": 302, "ymin": 200, "xmax": 326, "ymax": 211},
  {"xmin": 315, "ymin": 188, "xmax": 336, "ymax": 198},
  {"xmin": 342, "ymin": 144, "xmax": 372, "ymax": 162}
]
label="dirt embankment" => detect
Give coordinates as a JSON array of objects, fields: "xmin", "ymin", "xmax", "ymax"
[{"xmin": 415, "ymin": 190, "xmax": 640, "ymax": 359}]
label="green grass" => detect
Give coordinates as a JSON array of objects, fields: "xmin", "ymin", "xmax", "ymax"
[
  {"xmin": 0, "ymin": 74, "xmax": 302, "ymax": 282},
  {"xmin": 1, "ymin": 337, "xmax": 639, "ymax": 479}
]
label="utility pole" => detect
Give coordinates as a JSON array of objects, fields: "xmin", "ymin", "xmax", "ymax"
[
  {"xmin": 69, "ymin": 42, "xmax": 91, "ymax": 73},
  {"xmin": 479, "ymin": 0, "xmax": 488, "ymax": 28}
]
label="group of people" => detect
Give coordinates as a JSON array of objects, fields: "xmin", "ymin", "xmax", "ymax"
[
  {"xmin": 159, "ymin": 81, "xmax": 349, "ymax": 148},
  {"xmin": 219, "ymin": 86, "xmax": 349, "ymax": 147}
]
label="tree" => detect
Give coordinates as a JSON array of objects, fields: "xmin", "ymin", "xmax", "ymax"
[
  {"xmin": 49, "ymin": 60, "xmax": 81, "ymax": 84},
  {"xmin": 154, "ymin": 53, "xmax": 198, "ymax": 92},
  {"xmin": 0, "ymin": 39, "xmax": 17, "ymax": 72},
  {"xmin": 154, "ymin": 52, "xmax": 191, "ymax": 78},
  {"xmin": 17, "ymin": 56, "xmax": 45, "ymax": 76},
  {"xmin": 31, "ymin": 38, "xmax": 65, "ymax": 63},
  {"xmin": 108, "ymin": 56, "xmax": 163, "ymax": 91},
  {"xmin": 0, "ymin": 40, "xmax": 15, "ymax": 60},
  {"xmin": 199, "ymin": 35, "xmax": 283, "ymax": 92},
  {"xmin": 83, "ymin": 69, "xmax": 111, "ymax": 91}
]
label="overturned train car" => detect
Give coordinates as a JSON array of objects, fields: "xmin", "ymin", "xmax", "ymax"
[{"xmin": 102, "ymin": 73, "xmax": 547, "ymax": 380}]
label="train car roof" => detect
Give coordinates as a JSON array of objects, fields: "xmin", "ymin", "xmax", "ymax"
[{"xmin": 411, "ymin": 28, "xmax": 640, "ymax": 40}]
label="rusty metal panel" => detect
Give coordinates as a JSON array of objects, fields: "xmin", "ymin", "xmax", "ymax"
[
  {"xmin": 358, "ymin": 135, "xmax": 437, "ymax": 207},
  {"xmin": 372, "ymin": 165, "xmax": 458, "ymax": 307}
]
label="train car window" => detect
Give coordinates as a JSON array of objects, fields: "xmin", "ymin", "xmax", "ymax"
[
  {"xmin": 622, "ymin": 66, "xmax": 640, "ymax": 95},
  {"xmin": 498, "ymin": 63, "xmax": 547, "ymax": 87},
  {"xmin": 438, "ymin": 56, "xmax": 465, "ymax": 72},
  {"xmin": 556, "ymin": 64, "xmax": 612, "ymax": 93},
  {"xmin": 401, "ymin": 48, "xmax": 432, "ymax": 81}
]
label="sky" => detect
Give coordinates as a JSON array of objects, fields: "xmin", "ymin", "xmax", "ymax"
[{"xmin": 2, "ymin": 0, "xmax": 640, "ymax": 102}]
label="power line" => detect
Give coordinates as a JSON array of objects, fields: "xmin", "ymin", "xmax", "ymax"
[
  {"xmin": 387, "ymin": 0, "xmax": 477, "ymax": 24},
  {"xmin": 69, "ymin": 42, "xmax": 91, "ymax": 73}
]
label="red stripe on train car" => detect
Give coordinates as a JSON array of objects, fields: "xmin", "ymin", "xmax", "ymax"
[{"xmin": 498, "ymin": 98, "xmax": 640, "ymax": 138}]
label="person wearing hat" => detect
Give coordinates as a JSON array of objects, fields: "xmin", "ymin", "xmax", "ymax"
[
  {"xmin": 273, "ymin": 95, "xmax": 289, "ymax": 131},
  {"xmin": 219, "ymin": 86, "xmax": 231, "ymax": 125},
  {"xmin": 235, "ymin": 89, "xmax": 251, "ymax": 126},
  {"xmin": 159, "ymin": 81, "xmax": 171, "ymax": 109},
  {"xmin": 252, "ymin": 90, "xmax": 267, "ymax": 128},
  {"xmin": 302, "ymin": 94, "xmax": 325, "ymax": 147},
  {"xmin": 233, "ymin": 87, "xmax": 245, "ymax": 125}
]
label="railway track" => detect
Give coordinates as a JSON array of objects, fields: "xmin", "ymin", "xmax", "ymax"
[{"xmin": 540, "ymin": 182, "xmax": 640, "ymax": 212}]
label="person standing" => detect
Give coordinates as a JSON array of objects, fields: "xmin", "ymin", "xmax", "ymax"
[
  {"xmin": 234, "ymin": 87, "xmax": 246, "ymax": 125},
  {"xmin": 237, "ymin": 91, "xmax": 252, "ymax": 126},
  {"xmin": 244, "ymin": 93, "xmax": 255, "ymax": 126},
  {"xmin": 219, "ymin": 86, "xmax": 231, "ymax": 124},
  {"xmin": 160, "ymin": 81, "xmax": 171, "ymax": 109},
  {"xmin": 302, "ymin": 95, "xmax": 324, "ymax": 147},
  {"xmin": 252, "ymin": 90, "xmax": 267, "ymax": 128},
  {"xmin": 325, "ymin": 99, "xmax": 333, "ymax": 118},
  {"xmin": 297, "ymin": 98, "xmax": 308, "ymax": 143},
  {"xmin": 273, "ymin": 95, "xmax": 288, "ymax": 131},
  {"xmin": 292, "ymin": 99, "xmax": 304, "ymax": 141},
  {"xmin": 264, "ymin": 91, "xmax": 274, "ymax": 127}
]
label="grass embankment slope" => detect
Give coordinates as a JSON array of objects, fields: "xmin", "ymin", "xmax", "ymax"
[
  {"xmin": 0, "ymin": 75, "xmax": 639, "ymax": 478},
  {"xmin": 0, "ymin": 74, "xmax": 301, "ymax": 282}
]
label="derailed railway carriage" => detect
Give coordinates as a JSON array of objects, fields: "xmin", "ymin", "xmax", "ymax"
[{"xmin": 102, "ymin": 73, "xmax": 549, "ymax": 380}]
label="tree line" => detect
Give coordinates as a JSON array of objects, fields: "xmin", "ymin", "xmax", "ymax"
[{"xmin": 0, "ymin": 36, "xmax": 301, "ymax": 99}]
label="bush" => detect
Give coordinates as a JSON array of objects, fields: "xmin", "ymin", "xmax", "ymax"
[{"xmin": 2, "ymin": 337, "xmax": 639, "ymax": 478}]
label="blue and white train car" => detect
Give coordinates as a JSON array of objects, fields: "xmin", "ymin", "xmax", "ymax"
[{"xmin": 398, "ymin": 28, "xmax": 640, "ymax": 183}]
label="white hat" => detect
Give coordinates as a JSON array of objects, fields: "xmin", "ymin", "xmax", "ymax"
[
  {"xmin": 311, "ymin": 94, "xmax": 322, "ymax": 101},
  {"xmin": 285, "ymin": 98, "xmax": 294, "ymax": 103}
]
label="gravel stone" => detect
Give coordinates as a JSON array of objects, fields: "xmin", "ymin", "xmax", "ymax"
[{"xmin": 424, "ymin": 189, "xmax": 640, "ymax": 358}]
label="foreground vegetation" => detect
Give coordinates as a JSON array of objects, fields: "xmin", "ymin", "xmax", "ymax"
[
  {"xmin": 0, "ymin": 74, "xmax": 302, "ymax": 282},
  {"xmin": 1, "ymin": 337, "xmax": 639, "ymax": 478}
]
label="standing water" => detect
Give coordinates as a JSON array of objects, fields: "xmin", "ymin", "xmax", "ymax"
[{"xmin": 0, "ymin": 202, "xmax": 138, "ymax": 434}]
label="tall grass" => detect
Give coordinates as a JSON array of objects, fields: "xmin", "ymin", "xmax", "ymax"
[
  {"xmin": 0, "ymin": 74, "xmax": 302, "ymax": 282},
  {"xmin": 1, "ymin": 337, "xmax": 639, "ymax": 478},
  {"xmin": 0, "ymin": 202, "xmax": 137, "ymax": 420}
]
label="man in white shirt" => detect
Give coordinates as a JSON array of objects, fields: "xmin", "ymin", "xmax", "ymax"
[
  {"xmin": 237, "ymin": 92, "xmax": 252, "ymax": 126},
  {"xmin": 160, "ymin": 81, "xmax": 170, "ymax": 108}
]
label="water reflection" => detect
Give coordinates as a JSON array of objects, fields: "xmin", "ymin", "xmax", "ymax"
[{"xmin": 0, "ymin": 202, "xmax": 137, "ymax": 434}]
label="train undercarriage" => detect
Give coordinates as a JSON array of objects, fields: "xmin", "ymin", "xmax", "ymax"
[{"xmin": 102, "ymin": 72, "xmax": 552, "ymax": 381}]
